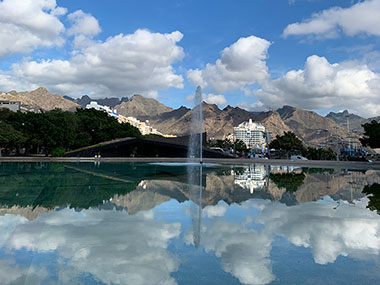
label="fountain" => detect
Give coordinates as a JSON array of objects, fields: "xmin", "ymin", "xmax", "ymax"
[
  {"xmin": 188, "ymin": 86, "xmax": 203, "ymax": 163},
  {"xmin": 187, "ymin": 86, "xmax": 203, "ymax": 248}
]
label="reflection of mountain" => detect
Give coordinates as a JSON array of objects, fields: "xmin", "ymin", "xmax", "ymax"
[
  {"xmin": 0, "ymin": 206, "xmax": 54, "ymax": 221},
  {"xmin": 1, "ymin": 163, "xmax": 380, "ymax": 284},
  {"xmin": 2, "ymin": 162, "xmax": 380, "ymax": 221}
]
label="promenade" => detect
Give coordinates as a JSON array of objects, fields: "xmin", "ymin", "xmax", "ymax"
[{"xmin": 1, "ymin": 157, "xmax": 379, "ymax": 171}]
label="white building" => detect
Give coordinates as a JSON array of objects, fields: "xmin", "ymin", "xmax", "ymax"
[
  {"xmin": 233, "ymin": 119, "xmax": 266, "ymax": 148},
  {"xmin": 86, "ymin": 101, "xmax": 172, "ymax": 137},
  {"xmin": 0, "ymin": 100, "xmax": 20, "ymax": 112}
]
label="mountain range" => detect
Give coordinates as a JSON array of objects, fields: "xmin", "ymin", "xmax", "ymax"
[
  {"xmin": 114, "ymin": 96, "xmax": 354, "ymax": 146},
  {"xmin": 326, "ymin": 110, "xmax": 380, "ymax": 135},
  {"xmin": 64, "ymin": 94, "xmax": 129, "ymax": 108},
  {"xmin": 0, "ymin": 87, "xmax": 79, "ymax": 111},
  {"xmin": 3, "ymin": 87, "xmax": 380, "ymax": 146}
]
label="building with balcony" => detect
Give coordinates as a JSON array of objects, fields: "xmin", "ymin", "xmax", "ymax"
[{"xmin": 233, "ymin": 119, "xmax": 266, "ymax": 149}]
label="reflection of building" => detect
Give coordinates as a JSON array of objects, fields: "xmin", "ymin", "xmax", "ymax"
[
  {"xmin": 270, "ymin": 165, "xmax": 302, "ymax": 174},
  {"xmin": 233, "ymin": 119, "xmax": 266, "ymax": 148},
  {"xmin": 234, "ymin": 165, "xmax": 268, "ymax": 193}
]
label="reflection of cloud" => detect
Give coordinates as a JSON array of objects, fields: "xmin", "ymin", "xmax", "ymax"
[
  {"xmin": 0, "ymin": 214, "xmax": 27, "ymax": 247},
  {"xmin": 185, "ymin": 197, "xmax": 380, "ymax": 284},
  {"xmin": 185, "ymin": 218, "xmax": 275, "ymax": 285},
  {"xmin": 258, "ymin": 198, "xmax": 380, "ymax": 264},
  {"xmin": 1, "ymin": 208, "xmax": 181, "ymax": 285},
  {"xmin": 0, "ymin": 259, "xmax": 48, "ymax": 284},
  {"xmin": 202, "ymin": 220, "xmax": 274, "ymax": 285},
  {"xmin": 204, "ymin": 202, "xmax": 228, "ymax": 218}
]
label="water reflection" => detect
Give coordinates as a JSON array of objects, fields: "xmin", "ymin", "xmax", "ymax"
[
  {"xmin": 1, "ymin": 162, "xmax": 380, "ymax": 284},
  {"xmin": 0, "ymin": 208, "xmax": 180, "ymax": 284}
]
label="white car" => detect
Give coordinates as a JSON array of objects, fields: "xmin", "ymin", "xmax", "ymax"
[{"xmin": 290, "ymin": 155, "xmax": 308, "ymax": 161}]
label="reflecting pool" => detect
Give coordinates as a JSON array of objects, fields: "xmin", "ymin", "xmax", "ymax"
[{"xmin": 1, "ymin": 162, "xmax": 380, "ymax": 284}]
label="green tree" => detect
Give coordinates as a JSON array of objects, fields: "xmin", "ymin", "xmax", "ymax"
[
  {"xmin": 0, "ymin": 108, "xmax": 141, "ymax": 156},
  {"xmin": 303, "ymin": 147, "xmax": 336, "ymax": 160},
  {"xmin": 269, "ymin": 131, "xmax": 305, "ymax": 152},
  {"xmin": 0, "ymin": 121, "xmax": 26, "ymax": 154},
  {"xmin": 360, "ymin": 120, "xmax": 380, "ymax": 148},
  {"xmin": 362, "ymin": 183, "xmax": 380, "ymax": 214},
  {"xmin": 234, "ymin": 139, "xmax": 249, "ymax": 153}
]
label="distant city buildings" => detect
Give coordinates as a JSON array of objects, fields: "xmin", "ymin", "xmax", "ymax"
[
  {"xmin": 0, "ymin": 100, "xmax": 38, "ymax": 113},
  {"xmin": 233, "ymin": 119, "xmax": 267, "ymax": 149},
  {"xmin": 86, "ymin": 101, "xmax": 174, "ymax": 137},
  {"xmin": 0, "ymin": 100, "xmax": 20, "ymax": 112}
]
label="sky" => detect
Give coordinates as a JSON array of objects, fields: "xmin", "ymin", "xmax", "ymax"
[{"xmin": 0, "ymin": 0, "xmax": 380, "ymax": 118}]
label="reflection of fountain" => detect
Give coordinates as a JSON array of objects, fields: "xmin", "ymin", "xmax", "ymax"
[{"xmin": 188, "ymin": 86, "xmax": 203, "ymax": 248}]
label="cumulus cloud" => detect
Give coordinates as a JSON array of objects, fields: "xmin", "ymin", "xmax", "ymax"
[
  {"xmin": 186, "ymin": 92, "xmax": 227, "ymax": 107},
  {"xmin": 254, "ymin": 55, "xmax": 380, "ymax": 117},
  {"xmin": 67, "ymin": 10, "xmax": 101, "ymax": 37},
  {"xmin": 0, "ymin": 208, "xmax": 181, "ymax": 284},
  {"xmin": 1, "ymin": 29, "xmax": 185, "ymax": 98},
  {"xmin": 283, "ymin": 0, "xmax": 380, "ymax": 39},
  {"xmin": 204, "ymin": 93, "xmax": 227, "ymax": 106},
  {"xmin": 187, "ymin": 35, "xmax": 271, "ymax": 93},
  {"xmin": 0, "ymin": 0, "xmax": 66, "ymax": 58}
]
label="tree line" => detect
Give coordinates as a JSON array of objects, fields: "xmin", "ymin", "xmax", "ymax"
[
  {"xmin": 269, "ymin": 131, "xmax": 336, "ymax": 160},
  {"xmin": 0, "ymin": 108, "xmax": 141, "ymax": 156}
]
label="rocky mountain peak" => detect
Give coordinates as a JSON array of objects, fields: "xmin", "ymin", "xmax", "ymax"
[
  {"xmin": 115, "ymin": 94, "xmax": 173, "ymax": 120},
  {"xmin": 277, "ymin": 105, "xmax": 297, "ymax": 119},
  {"xmin": 0, "ymin": 87, "xmax": 79, "ymax": 111}
]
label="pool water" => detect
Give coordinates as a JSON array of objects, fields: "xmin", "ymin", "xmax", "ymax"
[{"xmin": 1, "ymin": 162, "xmax": 380, "ymax": 284}]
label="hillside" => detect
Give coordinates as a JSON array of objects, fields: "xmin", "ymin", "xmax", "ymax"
[
  {"xmin": 326, "ymin": 110, "xmax": 367, "ymax": 135},
  {"xmin": 277, "ymin": 106, "xmax": 352, "ymax": 145},
  {"xmin": 146, "ymin": 103, "xmax": 351, "ymax": 145},
  {"xmin": 0, "ymin": 87, "xmax": 79, "ymax": 111},
  {"xmin": 115, "ymin": 94, "xmax": 173, "ymax": 119},
  {"xmin": 327, "ymin": 110, "xmax": 380, "ymax": 135},
  {"xmin": 147, "ymin": 103, "xmax": 256, "ymax": 139}
]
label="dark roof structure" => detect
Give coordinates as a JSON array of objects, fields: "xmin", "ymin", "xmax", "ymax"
[{"xmin": 63, "ymin": 133, "xmax": 232, "ymax": 158}]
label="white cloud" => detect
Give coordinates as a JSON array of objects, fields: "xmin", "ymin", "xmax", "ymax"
[
  {"xmin": 187, "ymin": 69, "xmax": 208, "ymax": 89},
  {"xmin": 67, "ymin": 10, "xmax": 101, "ymax": 37},
  {"xmin": 255, "ymin": 55, "xmax": 380, "ymax": 117},
  {"xmin": 187, "ymin": 35, "xmax": 271, "ymax": 93},
  {"xmin": 185, "ymin": 92, "xmax": 227, "ymax": 107},
  {"xmin": 0, "ymin": 0, "xmax": 66, "ymax": 58},
  {"xmin": 204, "ymin": 93, "xmax": 227, "ymax": 106},
  {"xmin": 283, "ymin": 0, "xmax": 380, "ymax": 39},
  {"xmin": 0, "ymin": 29, "xmax": 185, "ymax": 98},
  {"xmin": 0, "ymin": 208, "xmax": 181, "ymax": 284}
]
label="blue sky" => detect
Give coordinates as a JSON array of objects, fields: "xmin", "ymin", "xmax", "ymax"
[{"xmin": 0, "ymin": 0, "xmax": 380, "ymax": 117}]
